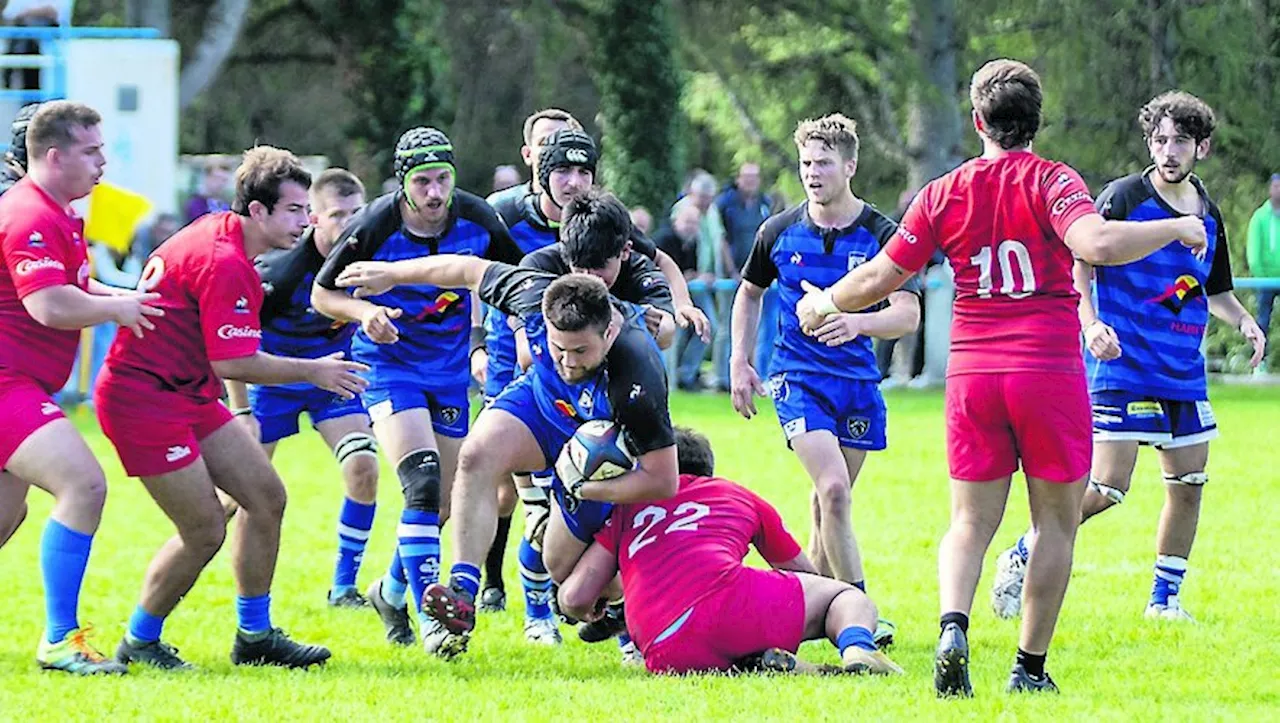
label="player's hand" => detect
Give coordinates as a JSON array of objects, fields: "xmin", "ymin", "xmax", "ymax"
[
  {"xmin": 730, "ymin": 359, "xmax": 767, "ymax": 420},
  {"xmin": 336, "ymin": 261, "xmax": 401, "ymax": 298},
  {"xmin": 813, "ymin": 313, "xmax": 863, "ymax": 347},
  {"xmin": 306, "ymin": 351, "xmax": 370, "ymax": 400},
  {"xmin": 674, "ymin": 302, "xmax": 711, "ymax": 342},
  {"xmin": 553, "ymin": 444, "xmax": 586, "ymax": 498},
  {"xmin": 1084, "ymin": 320, "xmax": 1122, "ymax": 361},
  {"xmin": 111, "ymin": 292, "xmax": 165, "ymax": 338},
  {"xmin": 361, "ymin": 306, "xmax": 402, "ymax": 344},
  {"xmin": 1240, "ymin": 316, "xmax": 1267, "ymax": 368},
  {"xmin": 796, "ymin": 280, "xmax": 839, "ymax": 334},
  {"xmin": 641, "ymin": 304, "xmax": 665, "ymax": 337},
  {"xmin": 1174, "ymin": 215, "xmax": 1208, "ymax": 260},
  {"xmin": 470, "ymin": 348, "xmax": 488, "ymax": 385}
]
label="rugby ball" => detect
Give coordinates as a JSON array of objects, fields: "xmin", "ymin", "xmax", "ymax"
[{"xmin": 565, "ymin": 420, "xmax": 636, "ymax": 481}]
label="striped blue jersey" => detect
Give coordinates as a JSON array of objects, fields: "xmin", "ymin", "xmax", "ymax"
[
  {"xmin": 1087, "ymin": 171, "xmax": 1233, "ymax": 400},
  {"xmin": 484, "ymin": 191, "xmax": 559, "ymax": 383},
  {"xmin": 315, "ymin": 189, "xmax": 522, "ymax": 388},
  {"xmin": 742, "ymin": 202, "xmax": 921, "ymax": 381}
]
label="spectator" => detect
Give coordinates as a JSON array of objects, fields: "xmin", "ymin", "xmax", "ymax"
[
  {"xmin": 492, "ymin": 164, "xmax": 521, "ymax": 194},
  {"xmin": 3, "ymin": 1, "xmax": 71, "ymax": 90},
  {"xmin": 630, "ymin": 205, "xmax": 654, "ymax": 236},
  {"xmin": 716, "ymin": 161, "xmax": 776, "ymax": 375},
  {"xmin": 183, "ymin": 161, "xmax": 231, "ymax": 224},
  {"xmin": 655, "ymin": 202, "xmax": 717, "ymax": 390},
  {"xmin": 673, "ymin": 170, "xmax": 730, "ymax": 389},
  {"xmin": 1247, "ymin": 173, "xmax": 1280, "ymax": 348}
]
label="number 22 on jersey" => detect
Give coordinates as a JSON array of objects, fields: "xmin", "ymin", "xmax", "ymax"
[
  {"xmin": 627, "ymin": 502, "xmax": 711, "ymax": 559},
  {"xmin": 970, "ymin": 240, "xmax": 1037, "ymax": 299}
]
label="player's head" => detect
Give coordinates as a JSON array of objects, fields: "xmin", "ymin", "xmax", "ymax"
[
  {"xmin": 233, "ymin": 145, "xmax": 312, "ymax": 250},
  {"xmin": 309, "ymin": 168, "xmax": 365, "ymax": 255},
  {"xmin": 674, "ymin": 426, "xmax": 715, "ymax": 477},
  {"xmin": 539, "ymin": 129, "xmax": 598, "ymax": 209},
  {"xmin": 25, "ymin": 101, "xmax": 104, "ymax": 201},
  {"xmin": 542, "ymin": 273, "xmax": 619, "ymax": 383},
  {"xmin": 394, "ymin": 126, "xmax": 455, "ymax": 223},
  {"xmin": 6, "ymin": 102, "xmax": 42, "ymax": 171},
  {"xmin": 521, "ymin": 108, "xmax": 582, "ymax": 170},
  {"xmin": 793, "ymin": 114, "xmax": 859, "ymax": 206},
  {"xmin": 1139, "ymin": 91, "xmax": 1215, "ymax": 185},
  {"xmin": 969, "ymin": 59, "xmax": 1042, "ymax": 150},
  {"xmin": 560, "ymin": 188, "xmax": 632, "ymax": 288}
]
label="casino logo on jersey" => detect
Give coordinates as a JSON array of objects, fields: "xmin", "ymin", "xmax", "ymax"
[
  {"xmin": 412, "ymin": 290, "xmax": 463, "ymax": 322},
  {"xmin": 847, "ymin": 417, "xmax": 870, "ymax": 439},
  {"xmin": 1146, "ymin": 274, "xmax": 1205, "ymax": 315}
]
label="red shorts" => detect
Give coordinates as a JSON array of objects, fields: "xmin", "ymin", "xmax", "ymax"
[
  {"xmin": 94, "ymin": 369, "xmax": 232, "ymax": 477},
  {"xmin": 0, "ymin": 369, "xmax": 65, "ymax": 469},
  {"xmin": 641, "ymin": 567, "xmax": 805, "ymax": 675},
  {"xmin": 945, "ymin": 371, "xmax": 1091, "ymax": 483}
]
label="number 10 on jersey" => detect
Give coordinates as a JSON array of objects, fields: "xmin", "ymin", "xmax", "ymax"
[{"xmin": 970, "ymin": 240, "xmax": 1037, "ymax": 299}]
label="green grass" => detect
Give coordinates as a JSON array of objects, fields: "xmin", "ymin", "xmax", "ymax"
[{"xmin": 2, "ymin": 386, "xmax": 1277, "ymax": 720}]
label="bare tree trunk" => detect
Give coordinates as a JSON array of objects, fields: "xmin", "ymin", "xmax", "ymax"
[
  {"xmin": 178, "ymin": 0, "xmax": 250, "ymax": 109},
  {"xmin": 1147, "ymin": 0, "xmax": 1177, "ymax": 89},
  {"xmin": 126, "ymin": 0, "xmax": 170, "ymax": 36},
  {"xmin": 906, "ymin": 0, "xmax": 962, "ymax": 190}
]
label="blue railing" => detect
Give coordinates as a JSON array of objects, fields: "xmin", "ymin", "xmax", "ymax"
[{"xmin": 0, "ymin": 26, "xmax": 162, "ymax": 105}]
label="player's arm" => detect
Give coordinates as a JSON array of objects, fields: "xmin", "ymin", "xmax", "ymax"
[
  {"xmin": 810, "ymin": 290, "xmax": 920, "ymax": 347},
  {"xmin": 798, "ymin": 251, "xmax": 915, "ymax": 334},
  {"xmin": 1203, "ymin": 218, "xmax": 1266, "ymax": 366},
  {"xmin": 1074, "ymin": 258, "xmax": 1122, "ymax": 361},
  {"xmin": 333, "ymin": 255, "xmax": 495, "ymax": 299},
  {"xmin": 747, "ymin": 488, "xmax": 811, "ymax": 572},
  {"xmin": 1063, "ymin": 212, "xmax": 1207, "ymax": 266},
  {"xmin": 21, "ymin": 285, "xmax": 161, "ymax": 337},
  {"xmin": 653, "ymin": 244, "xmax": 710, "ymax": 341},
  {"xmin": 224, "ymin": 379, "xmax": 250, "ymax": 411},
  {"xmin": 730, "ymin": 280, "xmax": 767, "ymax": 419},
  {"xmin": 773, "ymin": 552, "xmax": 819, "ymax": 575},
  {"xmin": 576, "ymin": 444, "xmax": 679, "ymax": 504},
  {"xmin": 212, "ymin": 352, "xmax": 368, "ymax": 398},
  {"xmin": 556, "ymin": 540, "xmax": 619, "ymax": 622}
]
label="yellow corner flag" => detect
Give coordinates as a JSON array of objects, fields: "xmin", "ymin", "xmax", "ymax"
[{"xmin": 86, "ymin": 181, "xmax": 153, "ymax": 254}]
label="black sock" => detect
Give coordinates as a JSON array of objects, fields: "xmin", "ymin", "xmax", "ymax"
[
  {"xmin": 484, "ymin": 515, "xmax": 512, "ymax": 590},
  {"xmin": 1016, "ymin": 648, "xmax": 1046, "ymax": 679},
  {"xmin": 939, "ymin": 611, "xmax": 969, "ymax": 634}
]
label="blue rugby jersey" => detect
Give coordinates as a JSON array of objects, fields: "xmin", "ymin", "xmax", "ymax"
[
  {"xmin": 478, "ymin": 263, "xmax": 675, "ymax": 457},
  {"xmin": 315, "ymin": 189, "xmax": 522, "ymax": 388},
  {"xmin": 484, "ymin": 191, "xmax": 560, "ymax": 389},
  {"xmin": 1088, "ymin": 171, "xmax": 1233, "ymax": 400},
  {"xmin": 742, "ymin": 202, "xmax": 922, "ymax": 380},
  {"xmin": 256, "ymin": 229, "xmax": 354, "ymax": 390}
]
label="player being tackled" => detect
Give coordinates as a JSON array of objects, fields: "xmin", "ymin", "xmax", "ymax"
[{"xmin": 557, "ymin": 427, "xmax": 902, "ymax": 676}]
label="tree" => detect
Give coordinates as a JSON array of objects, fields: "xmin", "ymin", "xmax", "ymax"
[{"xmin": 178, "ymin": 0, "xmax": 250, "ymax": 109}]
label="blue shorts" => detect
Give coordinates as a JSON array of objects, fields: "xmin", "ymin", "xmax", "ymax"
[
  {"xmin": 490, "ymin": 373, "xmax": 611, "ymax": 542},
  {"xmin": 768, "ymin": 372, "xmax": 887, "ymax": 450},
  {"xmin": 1090, "ymin": 390, "xmax": 1218, "ymax": 449},
  {"xmin": 248, "ymin": 384, "xmax": 367, "ymax": 445},
  {"xmin": 362, "ymin": 379, "xmax": 469, "ymax": 439}
]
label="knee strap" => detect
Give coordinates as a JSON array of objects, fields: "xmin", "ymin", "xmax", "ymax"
[
  {"xmin": 1088, "ymin": 478, "xmax": 1127, "ymax": 505},
  {"xmin": 397, "ymin": 449, "xmax": 441, "ymax": 511},
  {"xmin": 1163, "ymin": 471, "xmax": 1208, "ymax": 486},
  {"xmin": 334, "ymin": 432, "xmax": 378, "ymax": 465}
]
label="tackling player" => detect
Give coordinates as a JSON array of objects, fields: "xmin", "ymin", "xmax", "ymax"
[
  {"xmin": 992, "ymin": 92, "xmax": 1265, "ymax": 623},
  {"xmin": 558, "ymin": 427, "xmax": 902, "ymax": 676},
  {"xmin": 312, "ymin": 127, "xmax": 523, "ymax": 652},
  {"xmin": 334, "ymin": 189, "xmax": 680, "ymax": 661},
  {"xmin": 730, "ymin": 114, "xmax": 920, "ymax": 647},
  {"xmin": 794, "ymin": 60, "xmax": 1207, "ymax": 696},
  {"xmin": 0, "ymin": 101, "xmax": 160, "ymax": 675},
  {"xmin": 99, "ymin": 146, "xmax": 367, "ymax": 671},
  {"xmin": 224, "ymin": 168, "xmax": 381, "ymax": 609}
]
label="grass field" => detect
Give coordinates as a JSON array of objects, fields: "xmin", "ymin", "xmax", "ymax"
[{"xmin": 1, "ymin": 385, "xmax": 1277, "ymax": 721}]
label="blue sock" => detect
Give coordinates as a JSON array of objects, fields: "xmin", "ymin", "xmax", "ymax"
[
  {"xmin": 236, "ymin": 594, "xmax": 272, "ymax": 635},
  {"xmin": 1015, "ymin": 535, "xmax": 1030, "ymax": 562},
  {"xmin": 852, "ymin": 580, "xmax": 867, "ymax": 593},
  {"xmin": 1151, "ymin": 554, "xmax": 1188, "ymax": 606},
  {"xmin": 397, "ymin": 509, "xmax": 441, "ymax": 610},
  {"xmin": 617, "ymin": 631, "xmax": 634, "ymax": 649},
  {"xmin": 384, "ymin": 550, "xmax": 409, "ymax": 608},
  {"xmin": 517, "ymin": 537, "xmax": 553, "ymax": 620},
  {"xmin": 333, "ymin": 498, "xmax": 376, "ymax": 595},
  {"xmin": 127, "ymin": 605, "xmax": 165, "ymax": 644},
  {"xmin": 449, "ymin": 562, "xmax": 482, "ymax": 599},
  {"xmin": 40, "ymin": 519, "xmax": 92, "ymax": 643},
  {"xmin": 836, "ymin": 625, "xmax": 877, "ymax": 654}
]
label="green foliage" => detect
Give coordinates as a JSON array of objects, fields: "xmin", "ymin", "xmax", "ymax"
[{"xmin": 588, "ymin": 0, "xmax": 685, "ymax": 215}]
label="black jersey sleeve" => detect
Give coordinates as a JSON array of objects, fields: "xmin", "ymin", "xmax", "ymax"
[
  {"xmin": 742, "ymin": 204, "xmax": 800, "ymax": 287},
  {"xmin": 610, "ymin": 251, "xmax": 674, "ymax": 314},
  {"xmin": 315, "ymin": 192, "xmax": 401, "ymax": 289},
  {"xmin": 478, "ymin": 262, "xmax": 557, "ymax": 319},
  {"xmin": 629, "ymin": 228, "xmax": 658, "ymax": 260},
  {"xmin": 256, "ymin": 234, "xmax": 319, "ymax": 325},
  {"xmin": 1205, "ymin": 201, "xmax": 1234, "ymax": 295},
  {"xmin": 865, "ymin": 208, "xmax": 923, "ymax": 296},
  {"xmin": 520, "ymin": 245, "xmax": 568, "ymax": 273},
  {"xmin": 1094, "ymin": 174, "xmax": 1145, "ymax": 221},
  {"xmin": 606, "ymin": 327, "xmax": 675, "ymax": 456},
  {"xmin": 455, "ymin": 190, "xmax": 523, "ymax": 265}
]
